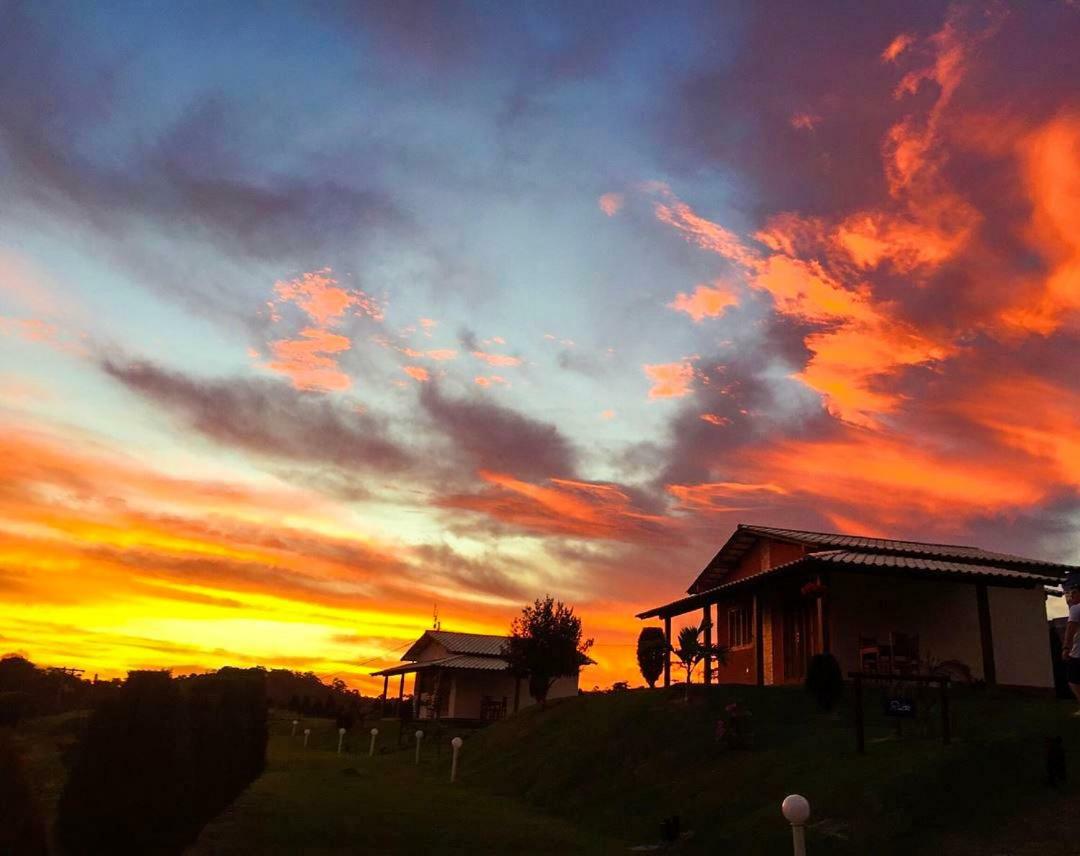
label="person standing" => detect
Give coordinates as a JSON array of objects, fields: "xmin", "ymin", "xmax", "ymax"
[{"xmin": 1060, "ymin": 581, "xmax": 1080, "ymax": 715}]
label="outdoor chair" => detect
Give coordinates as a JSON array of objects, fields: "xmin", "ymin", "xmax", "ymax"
[
  {"xmin": 858, "ymin": 636, "xmax": 881, "ymax": 672},
  {"xmin": 890, "ymin": 632, "xmax": 920, "ymax": 674}
]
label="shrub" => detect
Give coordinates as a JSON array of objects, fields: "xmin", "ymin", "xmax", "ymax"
[
  {"xmin": 636, "ymin": 627, "xmax": 668, "ymax": 689},
  {"xmin": 805, "ymin": 653, "xmax": 844, "ymax": 710},
  {"xmin": 0, "ymin": 732, "xmax": 48, "ymax": 855}
]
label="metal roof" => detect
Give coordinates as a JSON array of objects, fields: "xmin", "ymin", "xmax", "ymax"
[
  {"xmin": 371, "ymin": 654, "xmax": 509, "ymax": 677},
  {"xmin": 689, "ymin": 522, "xmax": 1079, "ymax": 593},
  {"xmin": 638, "ymin": 548, "xmax": 1066, "ymax": 620},
  {"xmin": 403, "ymin": 630, "xmax": 509, "ymax": 661}
]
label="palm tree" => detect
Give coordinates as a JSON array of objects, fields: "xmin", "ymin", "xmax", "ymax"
[{"xmin": 674, "ymin": 624, "xmax": 728, "ymax": 700}]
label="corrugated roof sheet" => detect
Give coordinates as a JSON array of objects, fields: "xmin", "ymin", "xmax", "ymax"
[
  {"xmin": 638, "ymin": 547, "xmax": 1066, "ymax": 619},
  {"xmin": 689, "ymin": 522, "xmax": 1079, "ymax": 593},
  {"xmin": 741, "ymin": 524, "xmax": 1075, "ymax": 569},
  {"xmin": 426, "ymin": 630, "xmax": 508, "ymax": 656}
]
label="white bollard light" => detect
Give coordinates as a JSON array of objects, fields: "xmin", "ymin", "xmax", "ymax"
[
  {"xmin": 781, "ymin": 794, "xmax": 810, "ymax": 856},
  {"xmin": 415, "ymin": 730, "xmax": 424, "ymax": 765},
  {"xmin": 303, "ymin": 727, "xmax": 311, "ymax": 748},
  {"xmin": 369, "ymin": 727, "xmax": 379, "ymax": 757},
  {"xmin": 291, "ymin": 719, "xmax": 299, "ymax": 737},
  {"xmin": 450, "ymin": 736, "xmax": 463, "ymax": 783},
  {"xmin": 337, "ymin": 727, "xmax": 346, "ymax": 754}
]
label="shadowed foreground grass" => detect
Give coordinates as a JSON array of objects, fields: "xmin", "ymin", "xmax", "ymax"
[
  {"xmin": 188, "ymin": 715, "xmax": 620, "ymax": 854},
  {"xmin": 464, "ymin": 684, "xmax": 1080, "ymax": 855}
]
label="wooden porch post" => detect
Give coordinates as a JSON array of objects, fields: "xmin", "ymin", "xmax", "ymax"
[
  {"xmin": 976, "ymin": 583, "xmax": 997, "ymax": 685},
  {"xmin": 380, "ymin": 674, "xmax": 388, "ymax": 716},
  {"xmin": 818, "ymin": 574, "xmax": 831, "ymax": 655},
  {"xmin": 663, "ymin": 615, "xmax": 671, "ymax": 688},
  {"xmin": 413, "ymin": 672, "xmax": 421, "ymax": 718},
  {"xmin": 754, "ymin": 594, "xmax": 765, "ymax": 686},
  {"xmin": 397, "ymin": 673, "xmax": 405, "ymax": 716},
  {"xmin": 703, "ymin": 605, "xmax": 713, "ymax": 685}
]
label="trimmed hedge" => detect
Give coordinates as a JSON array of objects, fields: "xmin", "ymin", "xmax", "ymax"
[{"xmin": 57, "ymin": 669, "xmax": 267, "ymax": 855}]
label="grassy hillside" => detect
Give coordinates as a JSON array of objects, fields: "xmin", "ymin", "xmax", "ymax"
[
  {"xmin": 190, "ymin": 713, "xmax": 618, "ymax": 854},
  {"xmin": 464, "ymin": 684, "xmax": 1080, "ymax": 854}
]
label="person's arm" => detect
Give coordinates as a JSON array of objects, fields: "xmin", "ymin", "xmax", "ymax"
[{"xmin": 1064, "ymin": 619, "xmax": 1078, "ymax": 658}]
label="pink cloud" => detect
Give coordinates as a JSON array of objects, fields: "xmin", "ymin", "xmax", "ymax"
[
  {"xmin": 272, "ymin": 268, "xmax": 384, "ymax": 326},
  {"xmin": 644, "ymin": 361, "xmax": 695, "ymax": 399},
  {"xmin": 472, "ymin": 351, "xmax": 522, "ymax": 367},
  {"xmin": 598, "ymin": 193, "xmax": 624, "ymax": 216},
  {"xmin": 474, "ymin": 375, "xmax": 507, "ymax": 387},
  {"xmin": 266, "ymin": 328, "xmax": 352, "ymax": 391},
  {"xmin": 402, "ymin": 366, "xmax": 430, "ymax": 383},
  {"xmin": 426, "ymin": 349, "xmax": 457, "ymax": 361},
  {"xmin": 790, "ymin": 112, "xmax": 821, "ymax": 131}
]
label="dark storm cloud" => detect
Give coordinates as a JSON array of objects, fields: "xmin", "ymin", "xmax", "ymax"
[
  {"xmin": 101, "ymin": 358, "xmax": 412, "ymax": 474},
  {"xmin": 418, "ymin": 382, "xmax": 578, "ymax": 481}
]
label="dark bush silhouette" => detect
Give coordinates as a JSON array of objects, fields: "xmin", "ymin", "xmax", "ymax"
[
  {"xmin": 57, "ymin": 668, "xmax": 267, "ymax": 855},
  {"xmin": 805, "ymin": 653, "xmax": 844, "ymax": 710},
  {"xmin": 636, "ymin": 627, "xmax": 668, "ymax": 688}
]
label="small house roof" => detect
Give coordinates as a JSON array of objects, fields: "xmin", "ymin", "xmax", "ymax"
[{"xmin": 402, "ymin": 630, "xmax": 509, "ymax": 661}]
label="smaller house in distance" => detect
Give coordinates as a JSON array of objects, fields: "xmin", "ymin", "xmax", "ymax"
[
  {"xmin": 638, "ymin": 523, "xmax": 1076, "ymax": 690},
  {"xmin": 371, "ymin": 629, "xmax": 584, "ymax": 722}
]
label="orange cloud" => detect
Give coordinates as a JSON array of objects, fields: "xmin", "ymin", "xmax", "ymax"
[
  {"xmin": 699, "ymin": 413, "xmax": 730, "ymax": 426},
  {"xmin": 668, "ymin": 282, "xmax": 739, "ymax": 321},
  {"xmin": 402, "ymin": 365, "xmax": 430, "ymax": 382},
  {"xmin": 998, "ymin": 115, "xmax": 1080, "ymax": 334},
  {"xmin": 668, "ymin": 481, "xmax": 788, "ymax": 513},
  {"xmin": 440, "ymin": 471, "xmax": 676, "ymax": 544},
  {"xmin": 426, "ymin": 349, "xmax": 458, "ymax": 361},
  {"xmin": 644, "ymin": 361, "xmax": 695, "ymax": 399},
  {"xmin": 474, "ymin": 375, "xmax": 507, "ymax": 387},
  {"xmin": 266, "ymin": 328, "xmax": 352, "ymax": 391}
]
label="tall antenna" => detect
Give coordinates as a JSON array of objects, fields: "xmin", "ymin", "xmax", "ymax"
[{"xmin": 432, "ymin": 602, "xmax": 441, "ymax": 631}]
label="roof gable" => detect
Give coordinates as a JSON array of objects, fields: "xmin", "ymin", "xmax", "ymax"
[
  {"xmin": 689, "ymin": 522, "xmax": 1078, "ymax": 593},
  {"xmin": 403, "ymin": 629, "xmax": 509, "ymax": 661}
]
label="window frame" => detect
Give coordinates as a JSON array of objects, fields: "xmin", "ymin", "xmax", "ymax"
[{"xmin": 727, "ymin": 603, "xmax": 753, "ymax": 649}]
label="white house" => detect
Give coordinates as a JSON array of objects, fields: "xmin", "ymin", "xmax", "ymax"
[{"xmin": 371, "ymin": 629, "xmax": 584, "ymax": 721}]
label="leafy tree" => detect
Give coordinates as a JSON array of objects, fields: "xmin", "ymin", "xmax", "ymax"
[
  {"xmin": 674, "ymin": 625, "xmax": 727, "ymax": 700},
  {"xmin": 636, "ymin": 627, "xmax": 668, "ymax": 688},
  {"xmin": 503, "ymin": 596, "xmax": 593, "ymax": 706}
]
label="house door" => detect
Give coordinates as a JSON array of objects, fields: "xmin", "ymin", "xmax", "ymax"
[{"xmin": 783, "ymin": 600, "xmax": 817, "ymax": 682}]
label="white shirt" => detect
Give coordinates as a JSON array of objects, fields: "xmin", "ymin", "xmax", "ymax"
[{"xmin": 1069, "ymin": 604, "xmax": 1080, "ymax": 658}]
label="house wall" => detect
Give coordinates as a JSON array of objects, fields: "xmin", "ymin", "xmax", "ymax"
[
  {"xmin": 827, "ymin": 572, "xmax": 1052, "ymax": 687},
  {"xmin": 725, "ymin": 538, "xmax": 806, "ymax": 585},
  {"xmin": 709, "ymin": 597, "xmax": 757, "ymax": 684},
  {"xmin": 422, "ymin": 670, "xmax": 581, "ymax": 719},
  {"xmin": 989, "ymin": 586, "xmax": 1053, "ymax": 688}
]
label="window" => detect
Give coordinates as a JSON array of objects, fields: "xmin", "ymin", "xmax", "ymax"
[{"xmin": 728, "ymin": 604, "xmax": 753, "ymax": 648}]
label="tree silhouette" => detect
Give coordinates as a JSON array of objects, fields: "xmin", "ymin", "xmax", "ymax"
[
  {"xmin": 503, "ymin": 596, "xmax": 593, "ymax": 706},
  {"xmin": 636, "ymin": 627, "xmax": 668, "ymax": 688}
]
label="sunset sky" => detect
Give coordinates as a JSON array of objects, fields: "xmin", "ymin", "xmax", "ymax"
[{"xmin": 1, "ymin": 1, "xmax": 1078, "ymax": 692}]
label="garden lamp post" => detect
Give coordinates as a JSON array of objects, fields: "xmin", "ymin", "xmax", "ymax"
[
  {"xmin": 782, "ymin": 794, "xmax": 810, "ymax": 856},
  {"xmin": 291, "ymin": 719, "xmax": 298, "ymax": 737},
  {"xmin": 369, "ymin": 727, "xmax": 379, "ymax": 757},
  {"xmin": 303, "ymin": 727, "xmax": 310, "ymax": 748},
  {"xmin": 337, "ymin": 727, "xmax": 346, "ymax": 754},
  {"xmin": 450, "ymin": 736, "xmax": 463, "ymax": 783}
]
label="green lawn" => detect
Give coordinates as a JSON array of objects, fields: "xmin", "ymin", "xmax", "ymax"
[{"xmin": 188, "ymin": 713, "xmax": 621, "ymax": 854}]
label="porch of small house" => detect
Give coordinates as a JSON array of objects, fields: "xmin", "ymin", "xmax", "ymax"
[
  {"xmin": 638, "ymin": 567, "xmax": 1055, "ymax": 690},
  {"xmin": 371, "ymin": 661, "xmax": 522, "ymax": 723}
]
